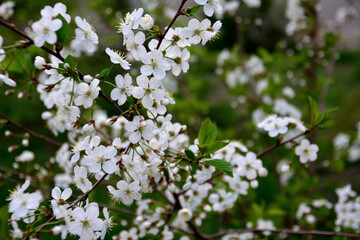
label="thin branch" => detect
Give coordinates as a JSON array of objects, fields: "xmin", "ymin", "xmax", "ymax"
[
  {"xmin": 0, "ymin": 173, "xmax": 49, "ymax": 192},
  {"xmin": 0, "ymin": 112, "xmax": 62, "ymax": 147},
  {"xmin": 154, "ymin": 184, "xmax": 173, "ymax": 205},
  {"xmin": 256, "ymin": 130, "xmax": 309, "ymax": 158},
  {"xmin": 187, "ymin": 221, "xmax": 209, "ymax": 240},
  {"xmin": 169, "ymin": 224, "xmax": 194, "ymax": 236},
  {"xmin": 156, "ymin": 0, "xmax": 188, "ymax": 50},
  {"xmin": 0, "ymin": 18, "xmax": 132, "ymax": 121},
  {"xmin": 0, "ymin": 170, "xmax": 137, "ymax": 216},
  {"xmin": 34, "ymin": 142, "xmax": 133, "ymax": 234}
]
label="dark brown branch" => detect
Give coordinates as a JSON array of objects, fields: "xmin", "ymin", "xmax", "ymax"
[
  {"xmin": 35, "ymin": 142, "xmax": 133, "ymax": 233},
  {"xmin": 0, "ymin": 112, "xmax": 62, "ymax": 147},
  {"xmin": 256, "ymin": 130, "xmax": 310, "ymax": 158},
  {"xmin": 169, "ymin": 224, "xmax": 194, "ymax": 236},
  {"xmin": 156, "ymin": 0, "xmax": 188, "ymax": 50},
  {"xmin": 154, "ymin": 184, "xmax": 173, "ymax": 205},
  {"xmin": 0, "ymin": 170, "xmax": 137, "ymax": 217}
]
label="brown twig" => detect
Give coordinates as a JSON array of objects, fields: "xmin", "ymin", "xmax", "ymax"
[
  {"xmin": 34, "ymin": 142, "xmax": 133, "ymax": 234},
  {"xmin": 0, "ymin": 171, "xmax": 137, "ymax": 216},
  {"xmin": 0, "ymin": 112, "xmax": 62, "ymax": 147},
  {"xmin": 256, "ymin": 130, "xmax": 310, "ymax": 158},
  {"xmin": 156, "ymin": 0, "xmax": 188, "ymax": 50}
]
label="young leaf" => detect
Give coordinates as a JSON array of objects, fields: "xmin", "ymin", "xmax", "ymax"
[
  {"xmin": 55, "ymin": 14, "xmax": 69, "ymax": 43},
  {"xmin": 64, "ymin": 55, "xmax": 77, "ymax": 69},
  {"xmin": 185, "ymin": 149, "xmax": 196, "ymax": 161},
  {"xmin": 308, "ymin": 96, "xmax": 319, "ymax": 126},
  {"xmin": 205, "ymin": 141, "xmax": 230, "ymax": 154},
  {"xmin": 205, "ymin": 159, "xmax": 233, "ymax": 177},
  {"xmin": 187, "ymin": 6, "xmax": 201, "ymax": 15},
  {"xmin": 315, "ymin": 107, "xmax": 338, "ymax": 126},
  {"xmin": 198, "ymin": 118, "xmax": 217, "ymax": 146},
  {"xmin": 98, "ymin": 68, "xmax": 112, "ymax": 80},
  {"xmin": 308, "ymin": 96, "xmax": 338, "ymax": 128}
]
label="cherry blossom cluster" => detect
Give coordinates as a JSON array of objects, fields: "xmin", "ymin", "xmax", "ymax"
[
  {"xmin": 257, "ymin": 115, "xmax": 306, "ymax": 138},
  {"xmin": 335, "ymin": 184, "xmax": 360, "ymax": 232},
  {"xmin": 296, "ymin": 199, "xmax": 333, "ymax": 225},
  {"xmin": 285, "ymin": 0, "xmax": 306, "ymax": 36},
  {"xmin": 333, "ymin": 122, "xmax": 360, "ymax": 162},
  {"xmin": 0, "ymin": 1, "xmax": 14, "ymax": 20}
]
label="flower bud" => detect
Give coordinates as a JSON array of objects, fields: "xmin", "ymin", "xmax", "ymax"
[
  {"xmin": 22, "ymin": 139, "xmax": 29, "ymax": 147},
  {"xmin": 178, "ymin": 208, "xmax": 193, "ymax": 221},
  {"xmin": 5, "ymin": 89, "xmax": 14, "ymax": 95},
  {"xmin": 64, "ymin": 63, "xmax": 71, "ymax": 70},
  {"xmin": 306, "ymin": 214, "xmax": 316, "ymax": 224},
  {"xmin": 42, "ymin": 111, "xmax": 53, "ymax": 120},
  {"xmin": 5, "ymin": 130, "xmax": 13, "ymax": 137},
  {"xmin": 8, "ymin": 145, "xmax": 18, "ymax": 152},
  {"xmin": 34, "ymin": 56, "xmax": 47, "ymax": 70},
  {"xmin": 50, "ymin": 226, "xmax": 62, "ymax": 235},
  {"xmin": 17, "ymin": 91, "xmax": 24, "ymax": 99},
  {"xmin": 83, "ymin": 75, "xmax": 93, "ymax": 83},
  {"xmin": 250, "ymin": 179, "xmax": 259, "ymax": 188},
  {"xmin": 281, "ymin": 164, "xmax": 290, "ymax": 172},
  {"xmin": 258, "ymin": 167, "xmax": 268, "ymax": 177},
  {"xmin": 140, "ymin": 14, "xmax": 154, "ymax": 30}
]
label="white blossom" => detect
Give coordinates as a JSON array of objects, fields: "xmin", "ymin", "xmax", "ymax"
[
  {"xmin": 105, "ymin": 48, "xmax": 131, "ymax": 70},
  {"xmin": 140, "ymin": 50, "xmax": 171, "ymax": 80},
  {"xmin": 132, "ymin": 75, "xmax": 165, "ymax": 108},
  {"xmin": 111, "ymin": 73, "xmax": 134, "ymax": 106},
  {"xmin": 74, "ymin": 16, "xmax": 99, "ymax": 53},
  {"xmin": 295, "ymin": 139, "xmax": 319, "ymax": 163},
  {"xmin": 74, "ymin": 79, "xmax": 100, "ymax": 109},
  {"xmin": 107, "ymin": 180, "xmax": 142, "ymax": 205},
  {"xmin": 195, "ymin": 0, "xmax": 222, "ymax": 17},
  {"xmin": 32, "ymin": 17, "xmax": 62, "ymax": 47}
]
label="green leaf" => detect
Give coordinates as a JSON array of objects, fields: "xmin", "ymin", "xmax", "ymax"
[
  {"xmin": 205, "ymin": 159, "xmax": 233, "ymax": 177},
  {"xmin": 98, "ymin": 68, "xmax": 112, "ymax": 80},
  {"xmin": 315, "ymin": 107, "xmax": 338, "ymax": 126},
  {"xmin": 187, "ymin": 6, "xmax": 201, "ymax": 15},
  {"xmin": 185, "ymin": 149, "xmax": 196, "ymax": 161},
  {"xmin": 250, "ymin": 203, "xmax": 264, "ymax": 220},
  {"xmin": 308, "ymin": 96, "xmax": 338, "ymax": 128},
  {"xmin": 64, "ymin": 55, "xmax": 77, "ymax": 69},
  {"xmin": 55, "ymin": 14, "xmax": 70, "ymax": 43},
  {"xmin": 267, "ymin": 208, "xmax": 286, "ymax": 216},
  {"xmin": 308, "ymin": 96, "xmax": 319, "ymax": 126},
  {"xmin": 214, "ymin": 182, "xmax": 226, "ymax": 190},
  {"xmin": 0, "ymin": 204, "xmax": 9, "ymax": 240},
  {"xmin": 198, "ymin": 118, "xmax": 217, "ymax": 146},
  {"xmin": 205, "ymin": 141, "xmax": 230, "ymax": 154}
]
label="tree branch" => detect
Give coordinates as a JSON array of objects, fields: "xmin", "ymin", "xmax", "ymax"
[
  {"xmin": 256, "ymin": 130, "xmax": 310, "ymax": 158},
  {"xmin": 156, "ymin": 0, "xmax": 188, "ymax": 50},
  {"xmin": 34, "ymin": 142, "xmax": 133, "ymax": 234},
  {"xmin": 0, "ymin": 112, "xmax": 62, "ymax": 147}
]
